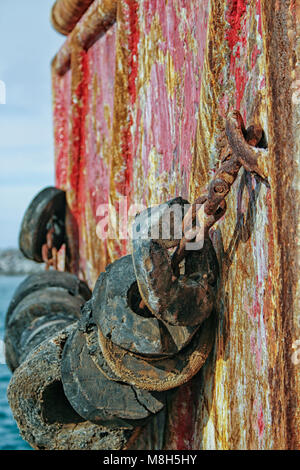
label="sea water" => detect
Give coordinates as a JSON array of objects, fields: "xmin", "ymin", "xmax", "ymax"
[{"xmin": 0, "ymin": 275, "xmax": 32, "ymax": 450}]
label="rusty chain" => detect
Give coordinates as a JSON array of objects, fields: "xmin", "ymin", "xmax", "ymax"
[
  {"xmin": 139, "ymin": 110, "xmax": 265, "ymax": 308},
  {"xmin": 41, "ymin": 217, "xmax": 60, "ymax": 271},
  {"xmin": 171, "ymin": 110, "xmax": 265, "ymax": 276}
]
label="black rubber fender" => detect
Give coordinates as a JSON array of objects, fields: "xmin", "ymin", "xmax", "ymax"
[{"xmin": 19, "ymin": 186, "xmax": 66, "ymax": 262}]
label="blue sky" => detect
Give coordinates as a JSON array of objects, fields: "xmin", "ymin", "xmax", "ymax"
[{"xmin": 0, "ymin": 1, "xmax": 64, "ymax": 248}]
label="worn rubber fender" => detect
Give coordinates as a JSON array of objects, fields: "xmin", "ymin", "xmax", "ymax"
[{"xmin": 19, "ymin": 186, "xmax": 66, "ymax": 262}]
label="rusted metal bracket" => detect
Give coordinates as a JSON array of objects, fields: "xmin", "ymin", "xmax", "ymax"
[
  {"xmin": 52, "ymin": 0, "xmax": 118, "ymax": 75},
  {"xmin": 51, "ymin": 0, "xmax": 95, "ymax": 35}
]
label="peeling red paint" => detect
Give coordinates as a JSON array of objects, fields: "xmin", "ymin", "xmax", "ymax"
[
  {"xmin": 78, "ymin": 52, "xmax": 89, "ymax": 211},
  {"xmin": 122, "ymin": 120, "xmax": 134, "ymax": 198},
  {"xmin": 258, "ymin": 404, "xmax": 265, "ymax": 439},
  {"xmin": 251, "ymin": 45, "xmax": 260, "ymax": 68},
  {"xmin": 251, "ymin": 296, "xmax": 260, "ymax": 321},
  {"xmin": 53, "ymin": 70, "xmax": 72, "ymax": 189},
  {"xmin": 54, "ymin": 25, "xmax": 117, "ymax": 281},
  {"xmin": 131, "ymin": 0, "xmax": 210, "ymax": 207},
  {"xmin": 127, "ymin": 0, "xmax": 139, "ymax": 105},
  {"xmin": 226, "ymin": 0, "xmax": 247, "ymax": 51},
  {"xmin": 226, "ymin": 0, "xmax": 248, "ymax": 109},
  {"xmin": 256, "ymin": 0, "xmax": 262, "ymax": 35},
  {"xmin": 116, "ymin": 1, "xmax": 141, "ymax": 254},
  {"xmin": 85, "ymin": 31, "xmax": 115, "ymax": 217},
  {"xmin": 69, "ymin": 50, "xmax": 86, "ymax": 218},
  {"xmin": 169, "ymin": 383, "xmax": 197, "ymax": 450}
]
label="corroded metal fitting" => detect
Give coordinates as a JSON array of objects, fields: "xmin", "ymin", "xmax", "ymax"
[
  {"xmin": 173, "ymin": 111, "xmax": 266, "ymax": 271},
  {"xmin": 225, "ymin": 110, "xmax": 267, "ymax": 180},
  {"xmin": 51, "ymin": 0, "xmax": 95, "ymax": 35},
  {"xmin": 171, "ymin": 198, "xmax": 226, "ymax": 275},
  {"xmin": 204, "ymin": 112, "xmax": 265, "ymax": 217}
]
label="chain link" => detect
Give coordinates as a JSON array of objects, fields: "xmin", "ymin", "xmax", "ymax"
[
  {"xmin": 41, "ymin": 218, "xmax": 58, "ymax": 271},
  {"xmin": 172, "ymin": 111, "xmax": 264, "ymax": 275}
]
